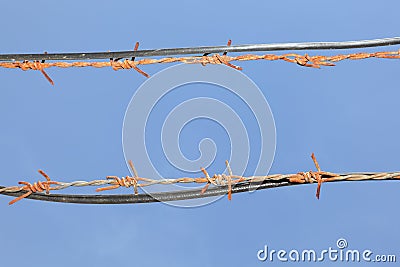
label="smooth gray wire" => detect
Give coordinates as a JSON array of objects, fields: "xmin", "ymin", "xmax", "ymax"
[
  {"xmin": 0, "ymin": 180, "xmax": 294, "ymax": 204},
  {"xmin": 0, "ymin": 174, "xmax": 398, "ymax": 204},
  {"xmin": 1, "ymin": 37, "xmax": 400, "ymax": 62}
]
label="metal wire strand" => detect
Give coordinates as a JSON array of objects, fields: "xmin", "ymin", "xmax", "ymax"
[
  {"xmin": 0, "ymin": 180, "xmax": 293, "ymax": 204},
  {"xmin": 1, "ymin": 37, "xmax": 400, "ymax": 62},
  {"xmin": 1, "ymin": 153, "xmax": 400, "ymax": 205},
  {"xmin": 0, "ymin": 172, "xmax": 399, "ymax": 204}
]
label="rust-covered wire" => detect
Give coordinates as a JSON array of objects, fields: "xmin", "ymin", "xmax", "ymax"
[
  {"xmin": 0, "ymin": 50, "xmax": 399, "ymax": 82},
  {"xmin": 1, "ymin": 154, "xmax": 399, "ymax": 205},
  {"xmin": 1, "ymin": 38, "xmax": 400, "ymax": 84}
]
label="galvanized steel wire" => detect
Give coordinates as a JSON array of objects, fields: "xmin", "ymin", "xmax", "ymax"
[{"xmin": 1, "ymin": 37, "xmax": 400, "ymax": 61}]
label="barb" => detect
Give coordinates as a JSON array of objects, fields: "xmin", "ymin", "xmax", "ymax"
[
  {"xmin": 110, "ymin": 42, "xmax": 149, "ymax": 78},
  {"xmin": 216, "ymin": 39, "xmax": 242, "ymax": 70},
  {"xmin": 7, "ymin": 170, "xmax": 59, "ymax": 205},
  {"xmin": 18, "ymin": 60, "xmax": 55, "ymax": 85},
  {"xmin": 0, "ymin": 154, "xmax": 399, "ymax": 205}
]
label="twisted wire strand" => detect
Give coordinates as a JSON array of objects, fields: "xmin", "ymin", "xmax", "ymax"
[
  {"xmin": 0, "ymin": 50, "xmax": 399, "ymax": 72},
  {"xmin": 1, "ymin": 172, "xmax": 399, "ymax": 193},
  {"xmin": 0, "ymin": 173, "xmax": 399, "ymax": 205},
  {"xmin": 0, "ymin": 50, "xmax": 398, "ymax": 85}
]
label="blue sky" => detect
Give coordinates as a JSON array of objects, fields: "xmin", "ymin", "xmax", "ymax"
[{"xmin": 0, "ymin": 1, "xmax": 399, "ymax": 266}]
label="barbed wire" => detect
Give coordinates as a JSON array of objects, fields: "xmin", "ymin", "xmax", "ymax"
[
  {"xmin": 1, "ymin": 38, "xmax": 400, "ymax": 204},
  {"xmin": 0, "ymin": 38, "xmax": 400, "ymax": 85},
  {"xmin": 1, "ymin": 154, "xmax": 399, "ymax": 205}
]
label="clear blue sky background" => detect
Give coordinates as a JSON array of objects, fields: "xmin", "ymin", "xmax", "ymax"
[{"xmin": 1, "ymin": 1, "xmax": 399, "ymax": 266}]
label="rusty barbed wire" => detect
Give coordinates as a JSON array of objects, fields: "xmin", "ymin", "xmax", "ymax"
[
  {"xmin": 1, "ymin": 154, "xmax": 399, "ymax": 205},
  {"xmin": 0, "ymin": 49, "xmax": 399, "ymax": 85},
  {"xmin": 1, "ymin": 37, "xmax": 400, "ymax": 84}
]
